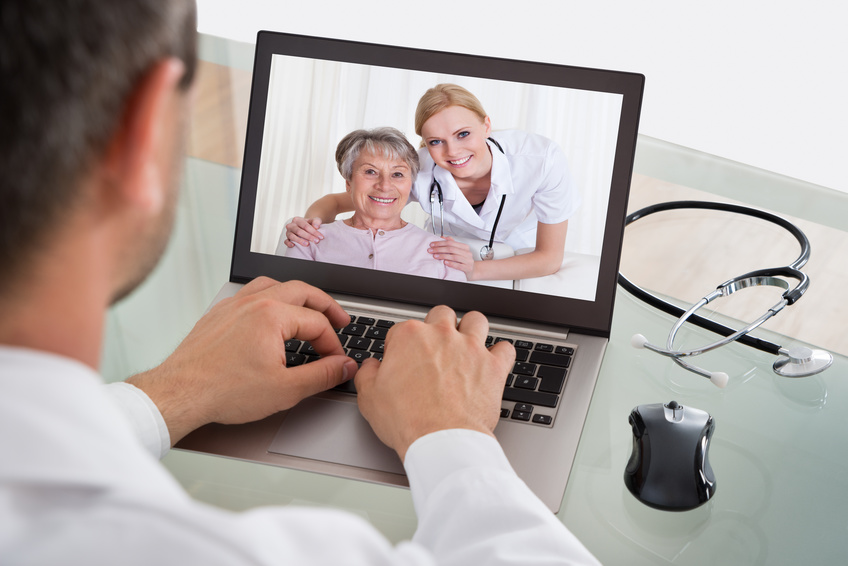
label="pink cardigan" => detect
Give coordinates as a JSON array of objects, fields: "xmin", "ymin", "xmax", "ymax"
[{"xmin": 285, "ymin": 220, "xmax": 466, "ymax": 282}]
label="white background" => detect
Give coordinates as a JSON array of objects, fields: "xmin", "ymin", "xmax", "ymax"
[{"xmin": 197, "ymin": 0, "xmax": 847, "ymax": 193}]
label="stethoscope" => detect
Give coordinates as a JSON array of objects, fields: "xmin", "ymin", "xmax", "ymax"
[
  {"xmin": 429, "ymin": 137, "xmax": 506, "ymax": 261},
  {"xmin": 619, "ymin": 200, "xmax": 833, "ymax": 388}
]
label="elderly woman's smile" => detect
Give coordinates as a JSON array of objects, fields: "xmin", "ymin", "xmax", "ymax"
[{"xmin": 369, "ymin": 195, "xmax": 397, "ymax": 204}]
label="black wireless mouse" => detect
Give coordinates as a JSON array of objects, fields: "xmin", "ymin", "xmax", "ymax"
[{"xmin": 624, "ymin": 401, "xmax": 716, "ymax": 511}]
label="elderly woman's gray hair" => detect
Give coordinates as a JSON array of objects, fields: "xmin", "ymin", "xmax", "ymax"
[{"xmin": 335, "ymin": 127, "xmax": 420, "ymax": 181}]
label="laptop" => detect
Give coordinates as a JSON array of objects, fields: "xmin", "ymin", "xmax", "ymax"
[{"xmin": 176, "ymin": 31, "xmax": 644, "ymax": 513}]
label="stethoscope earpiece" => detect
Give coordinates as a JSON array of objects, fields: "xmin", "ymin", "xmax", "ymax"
[{"xmin": 631, "ymin": 333, "xmax": 729, "ymax": 389}]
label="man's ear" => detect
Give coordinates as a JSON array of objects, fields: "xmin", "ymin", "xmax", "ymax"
[{"xmin": 100, "ymin": 57, "xmax": 187, "ymax": 215}]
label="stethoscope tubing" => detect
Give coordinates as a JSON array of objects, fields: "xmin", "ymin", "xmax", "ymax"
[
  {"xmin": 618, "ymin": 201, "xmax": 813, "ymax": 357},
  {"xmin": 429, "ymin": 137, "xmax": 506, "ymax": 258}
]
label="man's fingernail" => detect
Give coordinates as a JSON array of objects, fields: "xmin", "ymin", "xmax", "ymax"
[{"xmin": 342, "ymin": 360, "xmax": 358, "ymax": 381}]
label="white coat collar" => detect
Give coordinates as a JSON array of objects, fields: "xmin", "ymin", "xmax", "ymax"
[{"xmin": 432, "ymin": 137, "xmax": 513, "ymax": 227}]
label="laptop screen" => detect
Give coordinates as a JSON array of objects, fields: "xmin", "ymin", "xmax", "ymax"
[{"xmin": 232, "ymin": 32, "xmax": 644, "ymax": 336}]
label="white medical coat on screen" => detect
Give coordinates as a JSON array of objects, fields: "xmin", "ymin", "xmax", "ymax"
[{"xmin": 411, "ymin": 131, "xmax": 581, "ymax": 251}]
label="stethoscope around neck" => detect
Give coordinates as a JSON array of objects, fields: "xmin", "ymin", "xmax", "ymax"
[
  {"xmin": 429, "ymin": 137, "xmax": 506, "ymax": 261},
  {"xmin": 619, "ymin": 200, "xmax": 833, "ymax": 388}
]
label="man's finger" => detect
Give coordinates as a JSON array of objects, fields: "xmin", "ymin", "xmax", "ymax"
[
  {"xmin": 423, "ymin": 304, "xmax": 458, "ymax": 327},
  {"xmin": 353, "ymin": 357, "xmax": 380, "ymax": 395},
  {"xmin": 278, "ymin": 304, "xmax": 347, "ymax": 357},
  {"xmin": 488, "ymin": 339, "xmax": 518, "ymax": 369},
  {"xmin": 283, "ymin": 356, "xmax": 358, "ymax": 401},
  {"xmin": 456, "ymin": 310, "xmax": 489, "ymax": 342},
  {"xmin": 238, "ymin": 279, "xmax": 350, "ymax": 330},
  {"xmin": 236, "ymin": 275, "xmax": 281, "ymax": 295}
]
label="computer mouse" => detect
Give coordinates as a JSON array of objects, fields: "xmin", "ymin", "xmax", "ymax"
[{"xmin": 624, "ymin": 401, "xmax": 716, "ymax": 511}]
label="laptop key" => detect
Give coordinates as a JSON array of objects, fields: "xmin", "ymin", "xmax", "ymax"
[
  {"xmin": 538, "ymin": 365, "xmax": 566, "ymax": 393},
  {"xmin": 514, "ymin": 376, "xmax": 540, "ymax": 390},
  {"xmin": 502, "ymin": 388, "xmax": 559, "ymax": 408},
  {"xmin": 532, "ymin": 414, "xmax": 553, "ymax": 425},
  {"xmin": 348, "ymin": 350, "xmax": 371, "ymax": 363},
  {"xmin": 511, "ymin": 410, "xmax": 532, "ymax": 422},
  {"xmin": 364, "ymin": 326, "xmax": 388, "ymax": 340},
  {"xmin": 347, "ymin": 337, "xmax": 371, "ymax": 351},
  {"xmin": 512, "ymin": 362, "xmax": 537, "ymax": 376},
  {"xmin": 342, "ymin": 324, "xmax": 366, "ymax": 337},
  {"xmin": 285, "ymin": 352, "xmax": 306, "ymax": 366},
  {"xmin": 534, "ymin": 343, "xmax": 554, "ymax": 352},
  {"xmin": 529, "ymin": 351, "xmax": 572, "ymax": 368},
  {"xmin": 515, "ymin": 340, "xmax": 533, "ymax": 350}
]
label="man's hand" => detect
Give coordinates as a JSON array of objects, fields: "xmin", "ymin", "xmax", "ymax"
[
  {"xmin": 128, "ymin": 277, "xmax": 357, "ymax": 445},
  {"xmin": 354, "ymin": 306, "xmax": 515, "ymax": 461}
]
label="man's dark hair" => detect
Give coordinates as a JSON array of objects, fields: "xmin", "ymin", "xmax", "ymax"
[{"xmin": 0, "ymin": 0, "xmax": 197, "ymax": 282}]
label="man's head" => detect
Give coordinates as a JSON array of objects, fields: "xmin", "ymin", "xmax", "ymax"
[{"xmin": 0, "ymin": 0, "xmax": 197, "ymax": 300}]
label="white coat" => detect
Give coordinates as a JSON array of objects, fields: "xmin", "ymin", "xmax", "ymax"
[{"xmin": 411, "ymin": 130, "xmax": 580, "ymax": 251}]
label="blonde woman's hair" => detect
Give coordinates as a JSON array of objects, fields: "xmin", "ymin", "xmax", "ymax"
[{"xmin": 414, "ymin": 83, "xmax": 488, "ymax": 139}]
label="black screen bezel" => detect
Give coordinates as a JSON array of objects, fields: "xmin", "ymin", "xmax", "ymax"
[{"xmin": 231, "ymin": 31, "xmax": 644, "ymax": 337}]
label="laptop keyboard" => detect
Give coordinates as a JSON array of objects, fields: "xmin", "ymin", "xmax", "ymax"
[{"xmin": 284, "ymin": 313, "xmax": 577, "ymax": 428}]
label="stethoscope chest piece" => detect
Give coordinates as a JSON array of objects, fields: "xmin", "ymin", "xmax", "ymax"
[
  {"xmin": 773, "ymin": 346, "xmax": 833, "ymax": 378},
  {"xmin": 479, "ymin": 245, "xmax": 494, "ymax": 261}
]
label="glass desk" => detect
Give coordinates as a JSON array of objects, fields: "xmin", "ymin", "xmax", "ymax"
[{"xmin": 101, "ymin": 33, "xmax": 848, "ymax": 564}]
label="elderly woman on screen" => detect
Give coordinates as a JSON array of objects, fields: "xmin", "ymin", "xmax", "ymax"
[{"xmin": 284, "ymin": 128, "xmax": 466, "ymax": 282}]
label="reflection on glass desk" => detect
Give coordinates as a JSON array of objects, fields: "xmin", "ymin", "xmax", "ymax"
[{"xmin": 100, "ymin": 33, "xmax": 848, "ymax": 565}]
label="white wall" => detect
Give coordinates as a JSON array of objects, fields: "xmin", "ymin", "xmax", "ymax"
[{"xmin": 197, "ymin": 0, "xmax": 847, "ymax": 193}]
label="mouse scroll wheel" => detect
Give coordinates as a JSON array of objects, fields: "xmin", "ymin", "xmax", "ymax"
[{"xmin": 663, "ymin": 400, "xmax": 684, "ymax": 422}]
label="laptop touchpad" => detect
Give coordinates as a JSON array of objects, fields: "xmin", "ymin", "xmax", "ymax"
[{"xmin": 267, "ymin": 395, "xmax": 405, "ymax": 476}]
